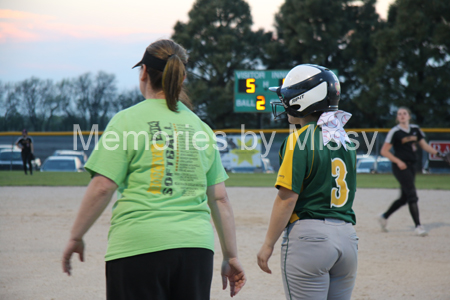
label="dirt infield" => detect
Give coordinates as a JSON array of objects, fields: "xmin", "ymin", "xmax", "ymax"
[{"xmin": 1, "ymin": 187, "xmax": 449, "ymax": 300}]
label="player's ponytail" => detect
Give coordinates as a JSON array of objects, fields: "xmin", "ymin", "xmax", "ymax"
[
  {"xmin": 162, "ymin": 54, "xmax": 186, "ymax": 112},
  {"xmin": 143, "ymin": 39, "xmax": 192, "ymax": 112}
]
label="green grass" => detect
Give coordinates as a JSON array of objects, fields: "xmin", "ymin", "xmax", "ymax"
[
  {"xmin": 0, "ymin": 171, "xmax": 91, "ymax": 186},
  {"xmin": 356, "ymin": 173, "xmax": 450, "ymax": 190},
  {"xmin": 225, "ymin": 173, "xmax": 278, "ymax": 187},
  {"xmin": 0, "ymin": 171, "xmax": 449, "ymax": 190},
  {"xmin": 225, "ymin": 173, "xmax": 450, "ymax": 190}
]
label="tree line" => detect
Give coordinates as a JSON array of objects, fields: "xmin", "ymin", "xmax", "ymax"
[
  {"xmin": 0, "ymin": 73, "xmax": 143, "ymax": 131},
  {"xmin": 1, "ymin": 0, "xmax": 449, "ymax": 131}
]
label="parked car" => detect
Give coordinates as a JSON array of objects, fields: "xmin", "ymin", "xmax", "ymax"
[
  {"xmin": 356, "ymin": 157, "xmax": 376, "ymax": 173},
  {"xmin": 0, "ymin": 144, "xmax": 20, "ymax": 151},
  {"xmin": 0, "ymin": 149, "xmax": 41, "ymax": 170},
  {"xmin": 52, "ymin": 150, "xmax": 88, "ymax": 165},
  {"xmin": 376, "ymin": 157, "xmax": 392, "ymax": 173},
  {"xmin": 40, "ymin": 156, "xmax": 84, "ymax": 172},
  {"xmin": 356, "ymin": 154, "xmax": 374, "ymax": 165}
]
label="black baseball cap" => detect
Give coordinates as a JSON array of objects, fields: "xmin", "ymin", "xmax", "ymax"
[
  {"xmin": 132, "ymin": 51, "xmax": 187, "ymax": 71},
  {"xmin": 132, "ymin": 51, "xmax": 168, "ymax": 72}
]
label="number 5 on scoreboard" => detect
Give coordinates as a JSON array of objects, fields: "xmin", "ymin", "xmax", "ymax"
[
  {"xmin": 246, "ymin": 78, "xmax": 255, "ymax": 93},
  {"xmin": 256, "ymin": 95, "xmax": 265, "ymax": 111}
]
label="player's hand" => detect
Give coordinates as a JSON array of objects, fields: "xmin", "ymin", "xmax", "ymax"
[
  {"xmin": 62, "ymin": 238, "xmax": 85, "ymax": 276},
  {"xmin": 397, "ymin": 160, "xmax": 407, "ymax": 170},
  {"xmin": 221, "ymin": 257, "xmax": 246, "ymax": 297},
  {"xmin": 257, "ymin": 243, "xmax": 274, "ymax": 274},
  {"xmin": 437, "ymin": 152, "xmax": 450, "ymax": 166}
]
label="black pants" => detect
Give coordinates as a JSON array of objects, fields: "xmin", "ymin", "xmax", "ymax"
[
  {"xmin": 106, "ymin": 248, "xmax": 214, "ymax": 300},
  {"xmin": 392, "ymin": 162, "xmax": 418, "ymax": 204},
  {"xmin": 384, "ymin": 162, "xmax": 421, "ymax": 226},
  {"xmin": 21, "ymin": 151, "xmax": 32, "ymax": 174}
]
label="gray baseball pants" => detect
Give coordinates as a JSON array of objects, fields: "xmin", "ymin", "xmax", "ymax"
[{"xmin": 280, "ymin": 218, "xmax": 358, "ymax": 300}]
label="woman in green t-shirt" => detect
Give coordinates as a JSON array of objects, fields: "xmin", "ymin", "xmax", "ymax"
[{"xmin": 62, "ymin": 39, "xmax": 246, "ymax": 299}]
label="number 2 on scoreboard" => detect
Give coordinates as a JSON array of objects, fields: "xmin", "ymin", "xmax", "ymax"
[{"xmin": 256, "ymin": 95, "xmax": 265, "ymax": 111}]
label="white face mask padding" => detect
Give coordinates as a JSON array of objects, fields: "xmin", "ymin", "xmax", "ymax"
[{"xmin": 289, "ymin": 81, "xmax": 327, "ymax": 112}]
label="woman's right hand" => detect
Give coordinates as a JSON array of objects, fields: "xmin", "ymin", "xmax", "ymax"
[
  {"xmin": 397, "ymin": 160, "xmax": 407, "ymax": 170},
  {"xmin": 62, "ymin": 238, "xmax": 85, "ymax": 276}
]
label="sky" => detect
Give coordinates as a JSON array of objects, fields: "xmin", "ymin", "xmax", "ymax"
[{"xmin": 0, "ymin": 0, "xmax": 394, "ymax": 91}]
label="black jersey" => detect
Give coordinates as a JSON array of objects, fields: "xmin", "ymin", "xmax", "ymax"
[
  {"xmin": 16, "ymin": 137, "xmax": 33, "ymax": 153},
  {"xmin": 385, "ymin": 125, "xmax": 424, "ymax": 163}
]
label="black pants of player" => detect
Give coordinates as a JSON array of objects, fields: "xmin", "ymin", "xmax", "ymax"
[
  {"xmin": 106, "ymin": 248, "xmax": 214, "ymax": 300},
  {"xmin": 384, "ymin": 162, "xmax": 421, "ymax": 226},
  {"xmin": 21, "ymin": 151, "xmax": 32, "ymax": 175}
]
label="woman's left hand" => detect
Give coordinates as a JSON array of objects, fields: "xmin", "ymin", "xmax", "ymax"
[
  {"xmin": 221, "ymin": 257, "xmax": 246, "ymax": 297},
  {"xmin": 62, "ymin": 238, "xmax": 85, "ymax": 276}
]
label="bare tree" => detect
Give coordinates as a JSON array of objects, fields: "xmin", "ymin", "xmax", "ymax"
[
  {"xmin": 54, "ymin": 79, "xmax": 83, "ymax": 130},
  {"xmin": 15, "ymin": 77, "xmax": 53, "ymax": 130},
  {"xmin": 41, "ymin": 85, "xmax": 60, "ymax": 131},
  {"xmin": 73, "ymin": 73, "xmax": 92, "ymax": 128},
  {"xmin": 112, "ymin": 88, "xmax": 144, "ymax": 112},
  {"xmin": 0, "ymin": 82, "xmax": 22, "ymax": 130},
  {"xmin": 93, "ymin": 71, "xmax": 116, "ymax": 128},
  {"xmin": 74, "ymin": 72, "xmax": 117, "ymax": 129}
]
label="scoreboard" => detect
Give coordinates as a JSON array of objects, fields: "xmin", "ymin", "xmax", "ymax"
[{"xmin": 234, "ymin": 70, "xmax": 289, "ymax": 113}]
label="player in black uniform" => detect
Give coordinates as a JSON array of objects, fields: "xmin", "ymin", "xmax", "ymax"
[
  {"xmin": 15, "ymin": 129, "xmax": 34, "ymax": 175},
  {"xmin": 378, "ymin": 107, "xmax": 440, "ymax": 236}
]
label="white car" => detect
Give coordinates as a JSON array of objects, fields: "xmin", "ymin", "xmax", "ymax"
[
  {"xmin": 0, "ymin": 144, "xmax": 20, "ymax": 151},
  {"xmin": 40, "ymin": 156, "xmax": 84, "ymax": 172},
  {"xmin": 356, "ymin": 154, "xmax": 374, "ymax": 165},
  {"xmin": 356, "ymin": 157, "xmax": 376, "ymax": 173},
  {"xmin": 52, "ymin": 150, "xmax": 88, "ymax": 165},
  {"xmin": 376, "ymin": 157, "xmax": 392, "ymax": 173},
  {"xmin": 0, "ymin": 149, "xmax": 41, "ymax": 170}
]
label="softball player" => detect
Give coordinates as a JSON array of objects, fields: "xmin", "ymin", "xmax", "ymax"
[
  {"xmin": 257, "ymin": 64, "xmax": 358, "ymax": 300},
  {"xmin": 15, "ymin": 129, "xmax": 34, "ymax": 175},
  {"xmin": 378, "ymin": 107, "xmax": 440, "ymax": 236}
]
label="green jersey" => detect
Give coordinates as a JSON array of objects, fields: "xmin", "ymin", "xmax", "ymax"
[
  {"xmin": 85, "ymin": 99, "xmax": 228, "ymax": 261},
  {"xmin": 275, "ymin": 122, "xmax": 357, "ymax": 224}
]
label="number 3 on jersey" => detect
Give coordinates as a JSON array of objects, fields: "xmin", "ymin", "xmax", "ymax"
[{"xmin": 331, "ymin": 158, "xmax": 349, "ymax": 207}]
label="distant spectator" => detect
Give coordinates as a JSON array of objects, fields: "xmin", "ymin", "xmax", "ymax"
[{"xmin": 15, "ymin": 129, "xmax": 34, "ymax": 175}]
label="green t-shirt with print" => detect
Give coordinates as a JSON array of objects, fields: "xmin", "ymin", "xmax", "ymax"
[
  {"xmin": 275, "ymin": 122, "xmax": 357, "ymax": 225},
  {"xmin": 84, "ymin": 99, "xmax": 228, "ymax": 261}
]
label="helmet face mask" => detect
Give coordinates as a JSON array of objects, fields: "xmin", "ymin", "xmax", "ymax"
[
  {"xmin": 271, "ymin": 96, "xmax": 287, "ymax": 120},
  {"xmin": 270, "ymin": 64, "xmax": 340, "ymax": 119}
]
